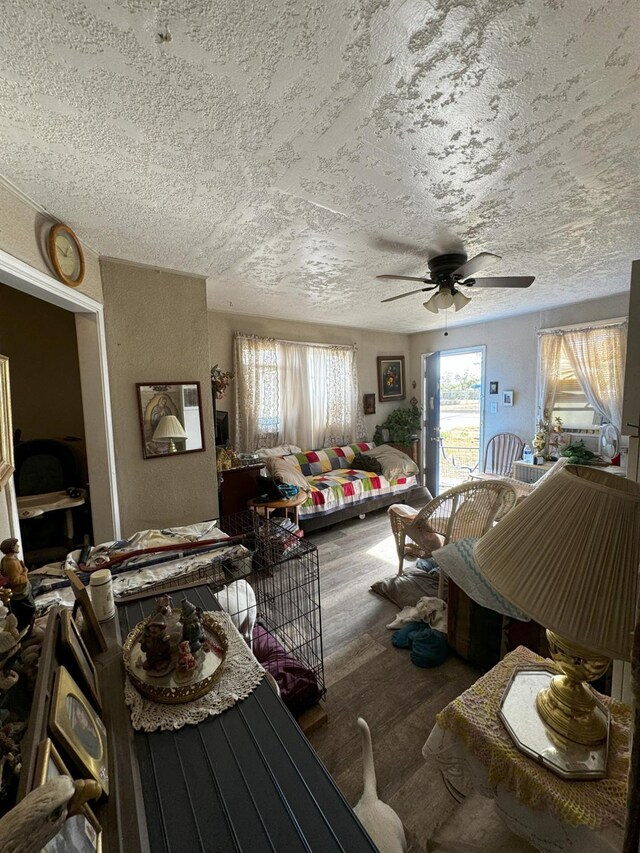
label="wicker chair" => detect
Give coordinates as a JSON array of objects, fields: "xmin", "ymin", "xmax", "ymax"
[{"xmin": 387, "ymin": 480, "xmax": 518, "ymax": 585}]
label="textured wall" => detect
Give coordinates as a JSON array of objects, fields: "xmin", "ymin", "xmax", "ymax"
[
  {"xmin": 101, "ymin": 260, "xmax": 217, "ymax": 535},
  {"xmin": 0, "ymin": 182, "xmax": 103, "ymax": 303},
  {"xmin": 409, "ymin": 292, "xmax": 630, "ymax": 446},
  {"xmin": 208, "ymin": 311, "xmax": 413, "ymax": 445},
  {"xmin": 0, "ymin": 285, "xmax": 86, "ymax": 442}
]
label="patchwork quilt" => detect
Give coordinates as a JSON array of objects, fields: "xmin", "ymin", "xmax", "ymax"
[{"xmin": 281, "ymin": 443, "xmax": 417, "ymax": 518}]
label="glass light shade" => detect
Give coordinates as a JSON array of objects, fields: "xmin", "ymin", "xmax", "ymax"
[
  {"xmin": 452, "ymin": 289, "xmax": 472, "ymax": 311},
  {"xmin": 423, "ymin": 297, "xmax": 439, "ymax": 314},
  {"xmin": 474, "ymin": 465, "xmax": 640, "ymax": 660},
  {"xmin": 152, "ymin": 414, "xmax": 187, "ymax": 441},
  {"xmin": 433, "ymin": 289, "xmax": 454, "ymax": 310}
]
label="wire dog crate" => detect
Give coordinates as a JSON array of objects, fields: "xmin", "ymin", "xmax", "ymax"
[{"xmin": 123, "ymin": 511, "xmax": 325, "ymax": 713}]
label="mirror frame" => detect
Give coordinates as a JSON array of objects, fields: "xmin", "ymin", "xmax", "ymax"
[
  {"xmin": 0, "ymin": 354, "xmax": 14, "ymax": 489},
  {"xmin": 136, "ymin": 381, "xmax": 206, "ymax": 460}
]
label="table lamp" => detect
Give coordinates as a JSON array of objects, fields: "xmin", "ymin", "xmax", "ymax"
[
  {"xmin": 474, "ymin": 465, "xmax": 640, "ymax": 779},
  {"xmin": 152, "ymin": 415, "xmax": 187, "ymax": 453}
]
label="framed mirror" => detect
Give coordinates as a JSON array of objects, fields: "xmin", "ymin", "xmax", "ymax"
[
  {"xmin": 0, "ymin": 354, "xmax": 14, "ymax": 488},
  {"xmin": 136, "ymin": 382, "xmax": 205, "ymax": 459}
]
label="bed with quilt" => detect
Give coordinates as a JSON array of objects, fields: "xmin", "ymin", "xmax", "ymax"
[{"xmin": 262, "ymin": 442, "xmax": 421, "ymax": 531}]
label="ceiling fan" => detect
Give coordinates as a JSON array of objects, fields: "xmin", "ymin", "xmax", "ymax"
[{"xmin": 377, "ymin": 251, "xmax": 535, "ymax": 313}]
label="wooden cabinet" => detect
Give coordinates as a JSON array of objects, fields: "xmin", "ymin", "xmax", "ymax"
[{"xmin": 218, "ymin": 463, "xmax": 263, "ymax": 515}]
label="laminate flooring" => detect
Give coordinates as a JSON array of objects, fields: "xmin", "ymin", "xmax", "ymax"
[{"xmin": 305, "ymin": 500, "xmax": 536, "ymax": 853}]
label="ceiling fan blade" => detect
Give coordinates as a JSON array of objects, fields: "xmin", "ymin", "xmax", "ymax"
[
  {"xmin": 467, "ymin": 276, "xmax": 535, "ymax": 288},
  {"xmin": 381, "ymin": 285, "xmax": 436, "ymax": 303},
  {"xmin": 376, "ymin": 275, "xmax": 431, "ymax": 282},
  {"xmin": 453, "ymin": 252, "xmax": 501, "ymax": 279}
]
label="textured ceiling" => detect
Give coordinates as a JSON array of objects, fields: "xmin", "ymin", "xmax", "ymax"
[{"xmin": 1, "ymin": 0, "xmax": 639, "ymax": 332}]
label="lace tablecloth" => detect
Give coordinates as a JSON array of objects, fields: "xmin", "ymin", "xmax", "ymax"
[
  {"xmin": 124, "ymin": 611, "xmax": 265, "ymax": 732},
  {"xmin": 436, "ymin": 646, "xmax": 631, "ymax": 829}
]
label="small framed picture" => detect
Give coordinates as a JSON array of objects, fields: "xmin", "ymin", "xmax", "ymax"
[
  {"xmin": 65, "ymin": 570, "xmax": 107, "ymax": 654},
  {"xmin": 489, "ymin": 381, "xmax": 499, "ymax": 395},
  {"xmin": 49, "ymin": 666, "xmax": 109, "ymax": 795},
  {"xmin": 377, "ymin": 356, "xmax": 406, "ymax": 402},
  {"xmin": 363, "ymin": 393, "xmax": 376, "ymax": 415},
  {"xmin": 34, "ymin": 738, "xmax": 103, "ymax": 852},
  {"xmin": 59, "ymin": 608, "xmax": 101, "ymax": 712},
  {"xmin": 502, "ymin": 390, "xmax": 514, "ymax": 407}
]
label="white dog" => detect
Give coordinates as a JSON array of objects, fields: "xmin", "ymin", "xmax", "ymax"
[
  {"xmin": 354, "ymin": 718, "xmax": 408, "ymax": 853},
  {"xmin": 214, "ymin": 580, "xmax": 257, "ymax": 648}
]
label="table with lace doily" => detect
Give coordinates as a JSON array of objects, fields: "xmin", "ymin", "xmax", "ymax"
[{"xmin": 423, "ymin": 646, "xmax": 630, "ymax": 853}]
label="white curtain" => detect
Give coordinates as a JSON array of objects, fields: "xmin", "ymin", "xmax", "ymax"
[
  {"xmin": 234, "ymin": 335, "xmax": 362, "ymax": 451},
  {"xmin": 563, "ymin": 323, "xmax": 627, "ymax": 428},
  {"xmin": 536, "ymin": 331, "xmax": 563, "ymax": 423},
  {"xmin": 234, "ymin": 334, "xmax": 279, "ymax": 452}
]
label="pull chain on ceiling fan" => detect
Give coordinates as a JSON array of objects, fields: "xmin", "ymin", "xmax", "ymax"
[{"xmin": 377, "ymin": 251, "xmax": 535, "ymax": 314}]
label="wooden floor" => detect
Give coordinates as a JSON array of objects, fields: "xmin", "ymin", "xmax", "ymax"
[{"xmin": 305, "ymin": 500, "xmax": 535, "ymax": 853}]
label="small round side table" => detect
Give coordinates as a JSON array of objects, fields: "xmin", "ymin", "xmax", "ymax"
[{"xmin": 247, "ymin": 492, "xmax": 307, "ymax": 526}]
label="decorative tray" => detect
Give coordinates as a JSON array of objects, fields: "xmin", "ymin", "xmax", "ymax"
[{"xmin": 123, "ymin": 611, "xmax": 229, "ymax": 705}]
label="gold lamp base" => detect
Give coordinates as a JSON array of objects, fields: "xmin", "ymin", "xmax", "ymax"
[{"xmin": 537, "ymin": 630, "xmax": 610, "ymax": 747}]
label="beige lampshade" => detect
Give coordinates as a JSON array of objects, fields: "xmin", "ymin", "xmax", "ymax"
[
  {"xmin": 152, "ymin": 414, "xmax": 187, "ymax": 441},
  {"xmin": 474, "ymin": 465, "xmax": 640, "ymax": 660}
]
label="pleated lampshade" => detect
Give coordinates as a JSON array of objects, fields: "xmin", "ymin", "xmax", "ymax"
[
  {"xmin": 474, "ymin": 465, "xmax": 640, "ymax": 660},
  {"xmin": 152, "ymin": 415, "xmax": 187, "ymax": 441}
]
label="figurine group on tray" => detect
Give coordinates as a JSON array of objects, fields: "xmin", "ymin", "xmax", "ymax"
[{"xmin": 139, "ymin": 595, "xmax": 211, "ymax": 681}]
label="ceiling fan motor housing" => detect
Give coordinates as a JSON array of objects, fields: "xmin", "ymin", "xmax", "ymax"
[{"xmin": 428, "ymin": 253, "xmax": 468, "ymax": 284}]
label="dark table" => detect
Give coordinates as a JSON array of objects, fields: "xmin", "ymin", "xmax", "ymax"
[{"xmin": 119, "ymin": 584, "xmax": 376, "ymax": 853}]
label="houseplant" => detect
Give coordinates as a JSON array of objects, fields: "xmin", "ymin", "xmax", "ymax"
[{"xmin": 374, "ymin": 402, "xmax": 422, "ymax": 445}]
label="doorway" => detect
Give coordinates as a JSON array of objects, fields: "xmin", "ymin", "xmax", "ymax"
[
  {"xmin": 0, "ymin": 247, "xmax": 119, "ymax": 547},
  {"xmin": 423, "ymin": 347, "xmax": 485, "ymax": 495}
]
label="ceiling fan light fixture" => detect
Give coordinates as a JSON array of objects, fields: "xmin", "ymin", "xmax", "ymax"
[
  {"xmin": 423, "ymin": 297, "xmax": 439, "ymax": 314},
  {"xmin": 433, "ymin": 289, "xmax": 454, "ymax": 310},
  {"xmin": 452, "ymin": 289, "xmax": 472, "ymax": 311}
]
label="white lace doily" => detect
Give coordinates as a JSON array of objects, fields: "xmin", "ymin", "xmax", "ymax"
[{"xmin": 124, "ymin": 611, "xmax": 265, "ymax": 732}]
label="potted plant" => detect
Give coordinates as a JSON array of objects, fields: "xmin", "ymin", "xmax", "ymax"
[{"xmin": 374, "ymin": 402, "xmax": 422, "ymax": 445}]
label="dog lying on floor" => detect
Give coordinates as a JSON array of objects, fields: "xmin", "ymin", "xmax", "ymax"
[{"xmin": 354, "ymin": 718, "xmax": 408, "ymax": 853}]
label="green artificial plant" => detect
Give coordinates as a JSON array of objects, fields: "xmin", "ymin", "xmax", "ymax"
[{"xmin": 560, "ymin": 440, "xmax": 597, "ymax": 465}]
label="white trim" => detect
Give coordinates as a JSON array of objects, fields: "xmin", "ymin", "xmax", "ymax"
[{"xmin": 0, "ymin": 247, "xmax": 121, "ymax": 540}]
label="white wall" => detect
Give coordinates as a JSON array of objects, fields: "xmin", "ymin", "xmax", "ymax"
[{"xmin": 409, "ymin": 293, "xmax": 630, "ymax": 447}]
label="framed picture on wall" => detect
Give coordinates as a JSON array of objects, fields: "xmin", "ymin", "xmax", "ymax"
[
  {"xmin": 502, "ymin": 390, "xmax": 514, "ymax": 407},
  {"xmin": 489, "ymin": 381, "xmax": 499, "ymax": 395},
  {"xmin": 377, "ymin": 356, "xmax": 406, "ymax": 402},
  {"xmin": 363, "ymin": 393, "xmax": 376, "ymax": 415}
]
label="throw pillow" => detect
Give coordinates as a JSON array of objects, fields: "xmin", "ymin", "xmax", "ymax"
[
  {"xmin": 363, "ymin": 445, "xmax": 419, "ymax": 480},
  {"xmin": 264, "ymin": 456, "xmax": 310, "ymax": 492},
  {"xmin": 351, "ymin": 452, "xmax": 383, "ymax": 474}
]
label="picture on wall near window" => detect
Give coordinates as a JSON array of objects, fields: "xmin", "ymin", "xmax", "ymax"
[
  {"xmin": 489, "ymin": 381, "xmax": 499, "ymax": 395},
  {"xmin": 377, "ymin": 356, "xmax": 406, "ymax": 402},
  {"xmin": 363, "ymin": 393, "xmax": 376, "ymax": 415},
  {"xmin": 502, "ymin": 390, "xmax": 514, "ymax": 407}
]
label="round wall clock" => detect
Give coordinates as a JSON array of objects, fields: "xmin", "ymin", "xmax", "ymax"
[{"xmin": 48, "ymin": 222, "xmax": 85, "ymax": 287}]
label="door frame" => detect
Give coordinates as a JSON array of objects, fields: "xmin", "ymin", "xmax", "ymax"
[
  {"xmin": 0, "ymin": 247, "xmax": 120, "ymax": 543},
  {"xmin": 422, "ymin": 345, "xmax": 486, "ymax": 494}
]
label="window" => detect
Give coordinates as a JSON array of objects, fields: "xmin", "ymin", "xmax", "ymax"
[
  {"xmin": 234, "ymin": 334, "xmax": 362, "ymax": 452},
  {"xmin": 551, "ymin": 341, "xmax": 597, "ymax": 430}
]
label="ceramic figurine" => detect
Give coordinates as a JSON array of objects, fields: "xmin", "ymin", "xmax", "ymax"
[
  {"xmin": 0, "ymin": 614, "xmax": 21, "ymax": 693},
  {"xmin": 180, "ymin": 599, "xmax": 205, "ymax": 653},
  {"xmin": 175, "ymin": 640, "xmax": 197, "ymax": 681},
  {"xmin": 153, "ymin": 593, "xmax": 183, "ymax": 651},
  {"xmin": 140, "ymin": 617, "xmax": 172, "ymax": 673},
  {"xmin": 0, "ymin": 539, "xmax": 35, "ymax": 633}
]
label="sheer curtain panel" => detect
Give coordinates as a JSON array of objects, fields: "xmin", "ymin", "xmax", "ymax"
[
  {"xmin": 563, "ymin": 323, "xmax": 627, "ymax": 428},
  {"xmin": 234, "ymin": 335, "xmax": 361, "ymax": 452},
  {"xmin": 536, "ymin": 331, "xmax": 563, "ymax": 421}
]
